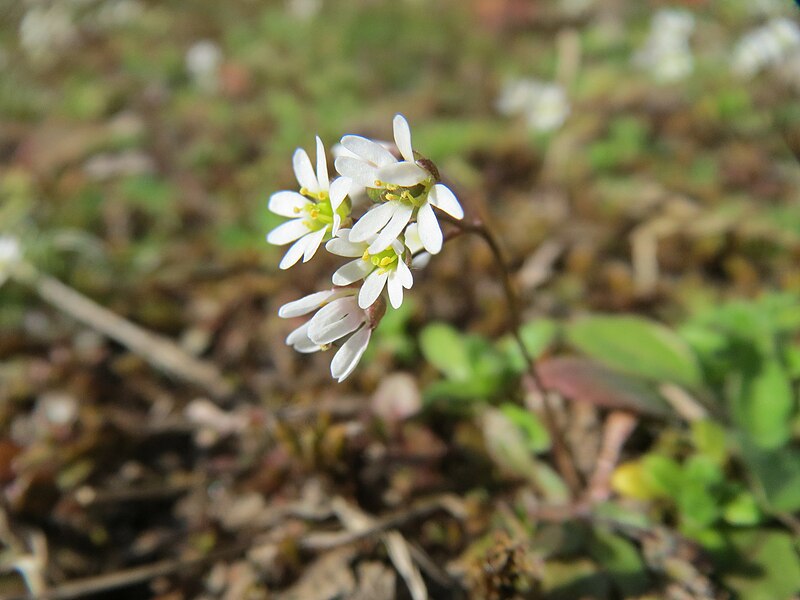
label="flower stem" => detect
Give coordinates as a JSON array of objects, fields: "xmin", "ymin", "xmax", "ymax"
[{"xmin": 443, "ymin": 214, "xmax": 582, "ymax": 496}]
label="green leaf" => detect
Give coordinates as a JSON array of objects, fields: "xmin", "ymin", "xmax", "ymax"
[
  {"xmin": 566, "ymin": 315, "xmax": 702, "ymax": 387},
  {"xmin": 678, "ymin": 484, "xmax": 721, "ymax": 534},
  {"xmin": 589, "ymin": 528, "xmax": 650, "ymax": 596},
  {"xmin": 691, "ymin": 420, "xmax": 728, "ymax": 466},
  {"xmin": 419, "ymin": 323, "xmax": 472, "ymax": 382},
  {"xmin": 723, "ymin": 492, "xmax": 762, "ymax": 526},
  {"xmin": 499, "ymin": 403, "xmax": 550, "ymax": 454},
  {"xmin": 741, "ymin": 444, "xmax": 800, "ymax": 513},
  {"xmin": 734, "ymin": 360, "xmax": 794, "ymax": 449},
  {"xmin": 640, "ymin": 454, "xmax": 683, "ymax": 500},
  {"xmin": 723, "ymin": 530, "xmax": 800, "ymax": 600},
  {"xmin": 498, "ymin": 319, "xmax": 557, "ymax": 373},
  {"xmin": 481, "ymin": 408, "xmax": 568, "ymax": 503}
]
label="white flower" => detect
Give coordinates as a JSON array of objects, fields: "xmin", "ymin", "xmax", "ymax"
[
  {"xmin": 334, "ymin": 114, "xmax": 463, "ymax": 255},
  {"xmin": 732, "ymin": 18, "xmax": 800, "ymax": 78},
  {"xmin": 326, "ymin": 228, "xmax": 413, "ymax": 310},
  {"xmin": 279, "ymin": 288, "xmax": 377, "ymax": 382},
  {"xmin": 19, "ymin": 5, "xmax": 77, "ymax": 63},
  {"xmin": 267, "ymin": 137, "xmax": 351, "ymax": 269},
  {"xmin": 496, "ymin": 79, "xmax": 570, "ymax": 132},
  {"xmin": 286, "ymin": 0, "xmax": 322, "ymax": 20},
  {"xmin": 186, "ymin": 40, "xmax": 222, "ymax": 92},
  {"xmin": 0, "ymin": 235, "xmax": 22, "ymax": 287},
  {"xmin": 633, "ymin": 9, "xmax": 695, "ymax": 83}
]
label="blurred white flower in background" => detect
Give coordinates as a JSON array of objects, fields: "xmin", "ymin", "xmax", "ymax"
[
  {"xmin": 94, "ymin": 0, "xmax": 143, "ymax": 28},
  {"xmin": 185, "ymin": 40, "xmax": 223, "ymax": 92},
  {"xmin": 286, "ymin": 0, "xmax": 322, "ymax": 21},
  {"xmin": 19, "ymin": 4, "xmax": 78, "ymax": 63},
  {"xmin": 732, "ymin": 17, "xmax": 800, "ymax": 78},
  {"xmin": 0, "ymin": 236, "xmax": 22, "ymax": 287},
  {"xmin": 496, "ymin": 79, "xmax": 570, "ymax": 132},
  {"xmin": 633, "ymin": 9, "xmax": 695, "ymax": 83}
]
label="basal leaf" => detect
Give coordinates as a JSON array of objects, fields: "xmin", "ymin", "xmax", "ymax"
[
  {"xmin": 566, "ymin": 315, "xmax": 702, "ymax": 387},
  {"xmin": 537, "ymin": 357, "xmax": 672, "ymax": 417}
]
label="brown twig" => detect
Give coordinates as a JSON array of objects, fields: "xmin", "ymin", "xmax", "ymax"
[
  {"xmin": 12, "ymin": 262, "xmax": 233, "ymax": 399},
  {"xmin": 299, "ymin": 494, "xmax": 466, "ymax": 552},
  {"xmin": 0, "ymin": 544, "xmax": 248, "ymax": 600}
]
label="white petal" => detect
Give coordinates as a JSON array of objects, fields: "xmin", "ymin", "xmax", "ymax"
[
  {"xmin": 268, "ymin": 191, "xmax": 310, "ymax": 217},
  {"xmin": 286, "ymin": 322, "xmax": 321, "ymax": 353},
  {"xmin": 396, "ymin": 258, "xmax": 413, "ymax": 288},
  {"xmin": 403, "ymin": 222, "xmax": 423, "ymax": 255},
  {"xmin": 302, "ymin": 227, "xmax": 327, "ymax": 263},
  {"xmin": 293, "ymin": 148, "xmax": 320, "ymax": 194},
  {"xmin": 367, "ymin": 203, "xmax": 413, "ymax": 254},
  {"xmin": 331, "ymin": 326, "xmax": 371, "ymax": 382},
  {"xmin": 332, "ymin": 213, "xmax": 341, "ymax": 236},
  {"xmin": 308, "ymin": 296, "xmax": 365, "ymax": 344},
  {"xmin": 411, "ymin": 252, "xmax": 431, "ymax": 269},
  {"xmin": 267, "ymin": 218, "xmax": 310, "ymax": 245},
  {"xmin": 309, "ymin": 310, "xmax": 364, "ymax": 345},
  {"xmin": 329, "ymin": 177, "xmax": 350, "ymax": 212},
  {"xmin": 417, "ymin": 202, "xmax": 443, "ymax": 255},
  {"xmin": 393, "ymin": 114, "xmax": 415, "ymax": 162},
  {"xmin": 377, "ymin": 162, "xmax": 428, "ymax": 186},
  {"xmin": 334, "ymin": 157, "xmax": 381, "ymax": 188},
  {"xmin": 358, "ymin": 269, "xmax": 389, "ymax": 309},
  {"xmin": 326, "ymin": 237, "xmax": 365, "ymax": 258},
  {"xmin": 315, "ymin": 136, "xmax": 329, "ymax": 190},
  {"xmin": 332, "ymin": 259, "xmax": 373, "ymax": 286},
  {"xmin": 279, "ymin": 236, "xmax": 309, "ymax": 270},
  {"xmin": 349, "ymin": 202, "xmax": 396, "ymax": 242},
  {"xmin": 387, "ymin": 271, "xmax": 404, "ymax": 309},
  {"xmin": 429, "ymin": 184, "xmax": 464, "ymax": 219},
  {"xmin": 278, "ymin": 289, "xmax": 337, "ymax": 318},
  {"xmin": 341, "ymin": 135, "xmax": 397, "ymax": 167}
]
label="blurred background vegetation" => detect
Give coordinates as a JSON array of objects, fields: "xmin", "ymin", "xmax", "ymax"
[{"xmin": 2, "ymin": 0, "xmax": 800, "ymax": 598}]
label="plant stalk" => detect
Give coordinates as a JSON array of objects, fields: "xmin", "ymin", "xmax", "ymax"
[{"xmin": 444, "ymin": 215, "xmax": 582, "ymax": 496}]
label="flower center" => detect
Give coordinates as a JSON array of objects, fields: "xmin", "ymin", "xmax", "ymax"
[
  {"xmin": 374, "ymin": 179, "xmax": 433, "ymax": 208},
  {"xmin": 294, "ymin": 190, "xmax": 334, "ymax": 230},
  {"xmin": 362, "ymin": 247, "xmax": 400, "ymax": 274}
]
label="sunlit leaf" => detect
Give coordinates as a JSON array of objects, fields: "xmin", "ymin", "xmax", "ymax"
[{"xmin": 419, "ymin": 323, "xmax": 471, "ymax": 381}]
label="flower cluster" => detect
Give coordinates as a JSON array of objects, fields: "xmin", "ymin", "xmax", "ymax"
[
  {"xmin": 633, "ymin": 9, "xmax": 695, "ymax": 83},
  {"xmin": 267, "ymin": 115, "xmax": 463, "ymax": 381}
]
